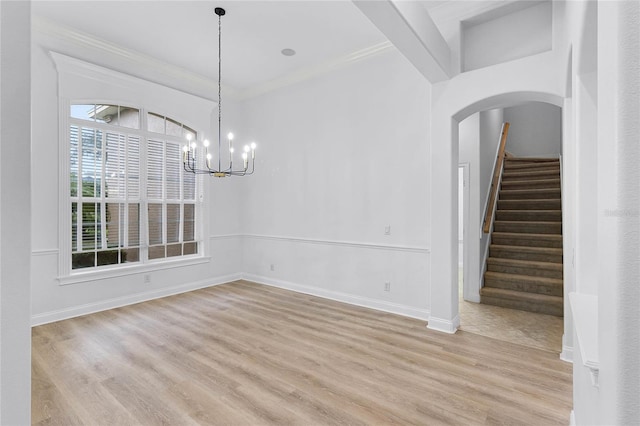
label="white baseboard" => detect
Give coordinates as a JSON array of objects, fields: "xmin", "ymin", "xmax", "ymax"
[
  {"xmin": 560, "ymin": 345, "xmax": 574, "ymax": 363},
  {"xmin": 569, "ymin": 410, "xmax": 576, "ymax": 426},
  {"xmin": 426, "ymin": 314, "xmax": 460, "ymax": 334},
  {"xmin": 242, "ymin": 273, "xmax": 430, "ymax": 321},
  {"xmin": 31, "ymin": 273, "xmax": 242, "ymax": 327}
]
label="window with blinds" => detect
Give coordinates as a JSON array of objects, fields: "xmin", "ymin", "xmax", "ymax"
[{"xmin": 69, "ymin": 104, "xmax": 199, "ymax": 271}]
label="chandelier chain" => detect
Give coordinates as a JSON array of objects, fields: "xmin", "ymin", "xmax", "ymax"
[{"xmin": 217, "ymin": 11, "xmax": 222, "ymax": 172}]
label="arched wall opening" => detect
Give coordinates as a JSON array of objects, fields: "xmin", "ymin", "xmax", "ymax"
[
  {"xmin": 427, "ymin": 59, "xmax": 568, "ymax": 336},
  {"xmin": 455, "ymin": 95, "xmax": 566, "ymax": 347}
]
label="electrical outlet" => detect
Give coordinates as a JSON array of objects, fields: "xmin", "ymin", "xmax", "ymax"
[
  {"xmin": 384, "ymin": 281, "xmax": 391, "ymax": 292},
  {"xmin": 144, "ymin": 274, "xmax": 151, "ymax": 284},
  {"xmin": 384, "ymin": 225, "xmax": 391, "ymax": 235},
  {"xmin": 270, "ymin": 264, "xmax": 275, "ymax": 271}
]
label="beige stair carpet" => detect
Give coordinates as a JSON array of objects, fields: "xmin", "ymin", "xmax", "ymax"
[{"xmin": 481, "ymin": 158, "xmax": 563, "ymax": 317}]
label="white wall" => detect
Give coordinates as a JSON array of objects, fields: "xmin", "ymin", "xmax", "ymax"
[
  {"xmin": 503, "ymin": 101, "xmax": 562, "ymax": 157},
  {"xmin": 462, "ymin": 1, "xmax": 552, "ymax": 72},
  {"xmin": 458, "ymin": 109, "xmax": 503, "ymax": 303},
  {"xmin": 458, "ymin": 114, "xmax": 480, "ymax": 302},
  {"xmin": 0, "ymin": 2, "xmax": 32, "ymax": 424},
  {"xmin": 239, "ymin": 49, "xmax": 431, "ymax": 319}
]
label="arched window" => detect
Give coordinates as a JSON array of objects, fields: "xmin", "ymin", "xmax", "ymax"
[{"xmin": 69, "ymin": 103, "xmax": 199, "ymax": 270}]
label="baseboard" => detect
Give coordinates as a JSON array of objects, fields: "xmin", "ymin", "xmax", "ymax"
[
  {"xmin": 31, "ymin": 273, "xmax": 242, "ymax": 326},
  {"xmin": 569, "ymin": 410, "xmax": 576, "ymax": 426},
  {"xmin": 426, "ymin": 314, "xmax": 460, "ymax": 334},
  {"xmin": 242, "ymin": 273, "xmax": 430, "ymax": 321},
  {"xmin": 560, "ymin": 345, "xmax": 574, "ymax": 363}
]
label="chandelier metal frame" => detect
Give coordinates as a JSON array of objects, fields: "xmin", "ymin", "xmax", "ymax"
[{"xmin": 183, "ymin": 7, "xmax": 256, "ymax": 178}]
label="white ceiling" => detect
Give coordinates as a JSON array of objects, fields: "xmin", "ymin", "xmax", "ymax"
[
  {"xmin": 33, "ymin": 1, "xmax": 526, "ymax": 93},
  {"xmin": 33, "ymin": 1, "xmax": 388, "ymax": 91}
]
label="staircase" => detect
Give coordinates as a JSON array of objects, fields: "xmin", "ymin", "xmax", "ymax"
[{"xmin": 480, "ymin": 157, "xmax": 563, "ymax": 317}]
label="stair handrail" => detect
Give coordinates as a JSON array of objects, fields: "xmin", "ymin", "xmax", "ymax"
[{"xmin": 483, "ymin": 122, "xmax": 510, "ymax": 234}]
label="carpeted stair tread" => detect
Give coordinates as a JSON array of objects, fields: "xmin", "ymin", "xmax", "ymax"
[
  {"xmin": 501, "ymin": 178, "xmax": 561, "ymax": 190},
  {"xmin": 497, "ymin": 199, "xmax": 562, "ymax": 210},
  {"xmin": 494, "ymin": 220, "xmax": 562, "ymax": 234},
  {"xmin": 502, "ymin": 171, "xmax": 560, "ymax": 181},
  {"xmin": 491, "ymin": 232, "xmax": 563, "ymax": 248},
  {"xmin": 505, "ymin": 157, "xmax": 559, "ymax": 162},
  {"xmin": 484, "ymin": 271, "xmax": 563, "ymax": 295},
  {"xmin": 490, "ymin": 244, "xmax": 563, "ymax": 263},
  {"xmin": 486, "ymin": 258, "xmax": 563, "ymax": 279},
  {"xmin": 503, "ymin": 162, "xmax": 560, "ymax": 171},
  {"xmin": 499, "ymin": 188, "xmax": 561, "ymax": 200},
  {"xmin": 496, "ymin": 210, "xmax": 562, "ymax": 221},
  {"xmin": 480, "ymin": 287, "xmax": 563, "ymax": 316}
]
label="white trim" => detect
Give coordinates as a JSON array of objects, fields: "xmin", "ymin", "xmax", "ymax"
[
  {"xmin": 209, "ymin": 234, "xmax": 243, "ymax": 240},
  {"xmin": 243, "ymin": 233, "xmax": 430, "ymax": 254},
  {"xmin": 57, "ymin": 255, "xmax": 211, "ymax": 286},
  {"xmin": 32, "ymin": 249, "xmax": 59, "ymax": 257},
  {"xmin": 560, "ymin": 344, "xmax": 574, "ymax": 363},
  {"xmin": 569, "ymin": 292, "xmax": 599, "ymax": 386},
  {"xmin": 426, "ymin": 315, "xmax": 460, "ymax": 334},
  {"xmin": 34, "ymin": 17, "xmax": 226, "ymax": 100},
  {"xmin": 243, "ymin": 273, "xmax": 430, "ymax": 321},
  {"xmin": 33, "ymin": 273, "xmax": 241, "ymax": 327},
  {"xmin": 569, "ymin": 410, "xmax": 576, "ymax": 426},
  {"xmin": 237, "ymin": 41, "xmax": 394, "ymax": 100}
]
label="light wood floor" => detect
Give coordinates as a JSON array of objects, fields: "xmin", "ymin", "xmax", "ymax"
[{"xmin": 32, "ymin": 280, "xmax": 572, "ymax": 425}]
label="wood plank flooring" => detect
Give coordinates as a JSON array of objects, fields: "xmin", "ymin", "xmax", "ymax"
[{"xmin": 32, "ymin": 280, "xmax": 572, "ymax": 425}]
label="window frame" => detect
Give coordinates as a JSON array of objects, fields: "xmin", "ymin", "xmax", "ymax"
[{"xmin": 59, "ymin": 100, "xmax": 208, "ymax": 285}]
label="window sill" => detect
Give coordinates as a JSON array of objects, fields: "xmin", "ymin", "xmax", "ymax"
[{"xmin": 57, "ymin": 255, "xmax": 211, "ymax": 286}]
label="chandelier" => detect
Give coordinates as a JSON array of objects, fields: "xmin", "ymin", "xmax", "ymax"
[{"xmin": 183, "ymin": 7, "xmax": 256, "ymax": 177}]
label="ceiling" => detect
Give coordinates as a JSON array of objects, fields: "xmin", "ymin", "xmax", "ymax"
[
  {"xmin": 33, "ymin": 1, "xmax": 524, "ymax": 93},
  {"xmin": 33, "ymin": 1, "xmax": 388, "ymax": 92}
]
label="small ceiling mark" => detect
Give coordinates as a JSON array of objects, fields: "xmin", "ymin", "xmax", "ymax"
[{"xmin": 281, "ymin": 48, "xmax": 296, "ymax": 57}]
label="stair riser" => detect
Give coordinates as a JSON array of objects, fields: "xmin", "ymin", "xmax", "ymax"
[
  {"xmin": 486, "ymin": 263, "xmax": 563, "ymax": 280},
  {"xmin": 494, "ymin": 222, "xmax": 562, "ymax": 234},
  {"xmin": 496, "ymin": 211, "xmax": 562, "ymax": 221},
  {"xmin": 497, "ymin": 200, "xmax": 562, "ymax": 210},
  {"xmin": 480, "ymin": 295, "xmax": 563, "ymax": 316},
  {"xmin": 499, "ymin": 190, "xmax": 561, "ymax": 200},
  {"xmin": 501, "ymin": 180, "xmax": 561, "ymax": 190},
  {"xmin": 490, "ymin": 247, "xmax": 562, "ymax": 263}
]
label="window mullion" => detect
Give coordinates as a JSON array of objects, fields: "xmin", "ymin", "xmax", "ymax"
[
  {"xmin": 140, "ymin": 134, "xmax": 149, "ymax": 262},
  {"xmin": 163, "ymin": 141, "xmax": 167, "ymax": 252},
  {"xmin": 123, "ymin": 134, "xmax": 128, "ymax": 251},
  {"xmin": 100, "ymin": 131, "xmax": 107, "ymax": 251}
]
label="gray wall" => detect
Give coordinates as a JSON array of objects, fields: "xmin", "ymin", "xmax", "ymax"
[{"xmin": 504, "ymin": 101, "xmax": 562, "ymax": 157}]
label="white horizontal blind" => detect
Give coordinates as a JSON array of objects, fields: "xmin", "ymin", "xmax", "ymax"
[
  {"xmin": 70, "ymin": 122, "xmax": 141, "ymax": 269},
  {"xmin": 68, "ymin": 104, "xmax": 199, "ymax": 271}
]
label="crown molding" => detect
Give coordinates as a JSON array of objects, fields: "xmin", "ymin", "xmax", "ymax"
[
  {"xmin": 33, "ymin": 16, "xmax": 235, "ymax": 100},
  {"xmin": 236, "ymin": 41, "xmax": 394, "ymax": 100},
  {"xmin": 33, "ymin": 16, "xmax": 394, "ymax": 102}
]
